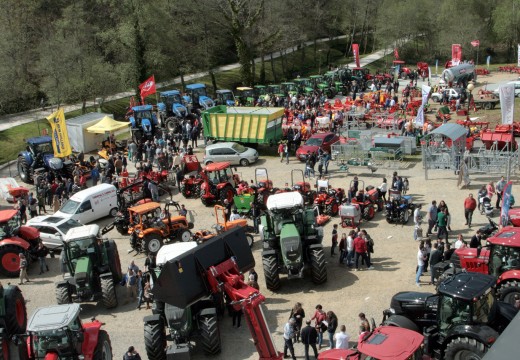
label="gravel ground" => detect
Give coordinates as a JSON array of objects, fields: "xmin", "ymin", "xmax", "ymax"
[{"xmin": 1, "ymin": 71, "xmax": 518, "ymax": 359}]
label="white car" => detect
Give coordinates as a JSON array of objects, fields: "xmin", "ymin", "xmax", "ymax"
[
  {"xmin": 26, "ymin": 215, "xmax": 84, "ymax": 251},
  {"xmin": 431, "ymin": 88, "xmax": 461, "ymax": 102}
]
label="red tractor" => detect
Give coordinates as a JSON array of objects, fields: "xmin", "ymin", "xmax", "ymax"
[
  {"xmin": 350, "ymin": 181, "xmax": 383, "ymax": 221},
  {"xmin": 26, "ymin": 303, "xmax": 113, "ymax": 360},
  {"xmin": 290, "ymin": 169, "xmax": 316, "ymax": 206},
  {"xmin": 253, "ymin": 168, "xmax": 277, "ymax": 206},
  {"xmin": 199, "ymin": 162, "xmax": 241, "ymax": 206},
  {"xmin": 180, "ymin": 155, "xmax": 203, "ymax": 198},
  {"xmin": 417, "ymin": 62, "xmax": 429, "ymax": 80},
  {"xmin": 450, "ymin": 226, "xmax": 520, "ymax": 305},
  {"xmin": 313, "ymin": 179, "xmax": 344, "ymax": 216},
  {"xmin": 0, "ymin": 210, "xmax": 41, "ymax": 277}
]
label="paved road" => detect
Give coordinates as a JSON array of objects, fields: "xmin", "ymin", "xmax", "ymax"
[{"xmin": 0, "ymin": 37, "xmax": 395, "ymax": 133}]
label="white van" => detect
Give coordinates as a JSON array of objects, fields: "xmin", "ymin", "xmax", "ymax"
[{"xmin": 55, "ymin": 184, "xmax": 118, "ymax": 224}]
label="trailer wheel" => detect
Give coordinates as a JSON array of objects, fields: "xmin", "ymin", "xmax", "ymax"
[
  {"xmin": 0, "ymin": 245, "xmax": 23, "ymax": 277},
  {"xmin": 262, "ymin": 255, "xmax": 281, "ymax": 291},
  {"xmin": 100, "ymin": 277, "xmax": 118, "ymax": 309},
  {"xmin": 93, "ymin": 330, "xmax": 112, "ymax": 360},
  {"xmin": 144, "ymin": 317, "xmax": 166, "ymax": 360},
  {"xmin": 310, "ymin": 248, "xmax": 327, "ymax": 285},
  {"xmin": 4, "ymin": 285, "xmax": 27, "ymax": 334},
  {"xmin": 55, "ymin": 284, "xmax": 72, "ymax": 305},
  {"xmin": 498, "ymin": 281, "xmax": 520, "ymax": 305},
  {"xmin": 199, "ymin": 314, "xmax": 222, "ymax": 355},
  {"xmin": 445, "ymin": 337, "xmax": 487, "ymax": 360}
]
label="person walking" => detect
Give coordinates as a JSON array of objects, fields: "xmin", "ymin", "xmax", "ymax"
[
  {"xmin": 464, "ymin": 193, "xmax": 477, "ymax": 227},
  {"xmin": 426, "ymin": 200, "xmax": 437, "ymax": 236},
  {"xmin": 354, "ymin": 233, "xmax": 373, "ymax": 271},
  {"xmin": 330, "ymin": 224, "xmax": 338, "ymax": 256},
  {"xmin": 136, "ymin": 270, "xmax": 148, "ymax": 310},
  {"xmin": 415, "ymin": 243, "xmax": 427, "ymax": 287},
  {"xmin": 282, "ymin": 318, "xmax": 297, "ymax": 360},
  {"xmin": 289, "ymin": 302, "xmax": 305, "ymax": 343},
  {"xmin": 378, "ymin": 178, "xmax": 388, "ymax": 202},
  {"xmin": 278, "ymin": 142, "xmax": 284, "ymax": 162},
  {"xmin": 126, "ymin": 269, "xmax": 137, "ymax": 299},
  {"xmin": 437, "ymin": 208, "xmax": 448, "ymax": 241},
  {"xmin": 311, "ymin": 304, "xmax": 326, "ymax": 350},
  {"xmin": 19, "ymin": 253, "xmax": 30, "ymax": 285},
  {"xmin": 334, "ymin": 325, "xmax": 350, "ymax": 350},
  {"xmin": 339, "ymin": 233, "xmax": 347, "ymax": 264},
  {"xmin": 429, "ymin": 242, "xmax": 443, "ymax": 285},
  {"xmin": 326, "ymin": 311, "xmax": 338, "ymax": 349},
  {"xmin": 300, "ymin": 320, "xmax": 318, "ymax": 360},
  {"xmin": 496, "ymin": 176, "xmax": 506, "ymax": 209},
  {"xmin": 413, "ymin": 204, "xmax": 423, "ymax": 240},
  {"xmin": 123, "ymin": 346, "xmax": 141, "ymax": 360}
]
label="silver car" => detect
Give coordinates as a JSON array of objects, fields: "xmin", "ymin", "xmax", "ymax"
[
  {"xmin": 203, "ymin": 142, "xmax": 259, "ymax": 166},
  {"xmin": 26, "ymin": 215, "xmax": 83, "ymax": 251}
]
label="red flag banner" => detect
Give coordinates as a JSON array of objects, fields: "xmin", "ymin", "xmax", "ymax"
[
  {"xmin": 139, "ymin": 75, "xmax": 156, "ymax": 102},
  {"xmin": 352, "ymin": 44, "xmax": 360, "ymax": 68},
  {"xmin": 394, "ymin": 48, "xmax": 399, "ymax": 60},
  {"xmin": 471, "ymin": 40, "xmax": 480, "ymax": 47},
  {"xmin": 451, "ymin": 44, "xmax": 462, "ymax": 66}
]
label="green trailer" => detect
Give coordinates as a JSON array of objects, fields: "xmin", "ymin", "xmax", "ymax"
[{"xmin": 202, "ymin": 105, "xmax": 284, "ymax": 145}]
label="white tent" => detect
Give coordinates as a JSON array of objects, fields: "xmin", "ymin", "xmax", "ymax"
[{"xmin": 66, "ymin": 113, "xmax": 113, "ymax": 152}]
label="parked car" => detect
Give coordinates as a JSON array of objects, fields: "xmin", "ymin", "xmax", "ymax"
[
  {"xmin": 431, "ymin": 88, "xmax": 461, "ymax": 102},
  {"xmin": 295, "ymin": 132, "xmax": 339, "ymax": 161},
  {"xmin": 203, "ymin": 142, "xmax": 258, "ymax": 166},
  {"xmin": 492, "ymin": 81, "xmax": 520, "ymax": 97},
  {"xmin": 26, "ymin": 215, "xmax": 83, "ymax": 251}
]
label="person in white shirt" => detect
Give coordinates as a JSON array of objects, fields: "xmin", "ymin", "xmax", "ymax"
[
  {"xmin": 413, "ymin": 204, "xmax": 423, "ymax": 240},
  {"xmin": 229, "ymin": 210, "xmax": 241, "ymax": 221},
  {"xmin": 334, "ymin": 325, "xmax": 350, "ymax": 349},
  {"xmin": 378, "ymin": 178, "xmax": 388, "ymax": 202},
  {"xmin": 415, "ymin": 244, "xmax": 426, "ymax": 287},
  {"xmin": 346, "ymin": 230, "xmax": 355, "ymax": 267},
  {"xmin": 454, "ymin": 234, "xmax": 465, "ymax": 249}
]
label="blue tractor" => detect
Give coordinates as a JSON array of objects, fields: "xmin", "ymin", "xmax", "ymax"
[
  {"xmin": 17, "ymin": 136, "xmax": 75, "ymax": 183},
  {"xmin": 157, "ymin": 90, "xmax": 188, "ymax": 133},
  {"xmin": 128, "ymin": 105, "xmax": 160, "ymax": 142},
  {"xmin": 215, "ymin": 89, "xmax": 236, "ymax": 106},
  {"xmin": 183, "ymin": 84, "xmax": 215, "ymax": 113}
]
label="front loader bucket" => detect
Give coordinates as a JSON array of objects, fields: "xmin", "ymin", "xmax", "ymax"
[{"xmin": 152, "ymin": 227, "xmax": 255, "ymax": 308}]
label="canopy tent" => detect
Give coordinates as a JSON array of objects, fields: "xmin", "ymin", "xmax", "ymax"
[{"xmin": 86, "ymin": 116, "xmax": 129, "ymax": 133}]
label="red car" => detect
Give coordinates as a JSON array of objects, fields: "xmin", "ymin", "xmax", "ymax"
[{"xmin": 295, "ymin": 132, "xmax": 339, "ymax": 161}]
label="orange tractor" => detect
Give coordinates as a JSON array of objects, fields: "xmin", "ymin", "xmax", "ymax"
[
  {"xmin": 127, "ymin": 201, "xmax": 194, "ymax": 255},
  {"xmin": 199, "ymin": 162, "xmax": 241, "ymax": 206}
]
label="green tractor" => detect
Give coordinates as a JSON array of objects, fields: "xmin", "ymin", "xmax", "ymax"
[
  {"xmin": 266, "ymin": 84, "xmax": 285, "ymax": 98},
  {"xmin": 55, "ymin": 224, "xmax": 122, "ymax": 309},
  {"xmin": 293, "ymin": 78, "xmax": 314, "ymax": 95},
  {"xmin": 235, "ymin": 87, "xmax": 255, "ymax": 106},
  {"xmin": 281, "ymin": 82, "xmax": 298, "ymax": 97},
  {"xmin": 260, "ymin": 192, "xmax": 327, "ymax": 291}
]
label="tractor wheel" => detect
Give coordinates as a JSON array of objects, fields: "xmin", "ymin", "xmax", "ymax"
[
  {"xmin": 63, "ymin": 162, "xmax": 75, "ymax": 180},
  {"xmin": 177, "ymin": 229, "xmax": 192, "ymax": 242},
  {"xmin": 498, "ymin": 281, "xmax": 520, "ymax": 305},
  {"xmin": 199, "ymin": 314, "xmax": 222, "ymax": 355},
  {"xmin": 445, "ymin": 337, "xmax": 487, "ymax": 360},
  {"xmin": 17, "ymin": 156, "xmax": 32, "ymax": 183},
  {"xmin": 324, "ymin": 203, "xmax": 333, "ymax": 216},
  {"xmin": 93, "ymin": 330, "xmax": 113, "ymax": 360},
  {"xmin": 133, "ymin": 130, "xmax": 144, "ymax": 143},
  {"xmin": 262, "ymin": 255, "xmax": 281, "ymax": 291},
  {"xmin": 402, "ymin": 210, "xmax": 410, "ymax": 224},
  {"xmin": 180, "ymin": 182, "xmax": 189, "ymax": 198},
  {"xmin": 246, "ymin": 234, "xmax": 254, "ymax": 248},
  {"xmin": 0, "ymin": 245, "xmax": 23, "ymax": 277},
  {"xmin": 219, "ymin": 185, "xmax": 235, "ymax": 204},
  {"xmin": 363, "ymin": 206, "xmax": 375, "ymax": 220},
  {"xmin": 386, "ymin": 216, "xmax": 393, "ymax": 224},
  {"xmin": 0, "ymin": 336, "xmax": 9, "ymax": 360},
  {"xmin": 55, "ymin": 284, "xmax": 72, "ymax": 305},
  {"xmin": 144, "ymin": 317, "xmax": 166, "ymax": 360},
  {"xmin": 239, "ymin": 158, "xmax": 250, "ymax": 167},
  {"xmin": 107, "ymin": 240, "xmax": 123, "ymax": 282},
  {"xmin": 310, "ymin": 248, "xmax": 327, "ymax": 285},
  {"xmin": 144, "ymin": 234, "xmax": 164, "ymax": 255},
  {"xmin": 4, "ymin": 285, "xmax": 27, "ymax": 334},
  {"xmin": 165, "ymin": 117, "xmax": 178, "ymax": 133},
  {"xmin": 100, "ymin": 277, "xmax": 118, "ymax": 309},
  {"xmin": 200, "ymin": 189, "xmax": 213, "ymax": 206}
]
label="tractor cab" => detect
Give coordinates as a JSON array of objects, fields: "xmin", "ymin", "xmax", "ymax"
[
  {"xmin": 352, "ymin": 67, "xmax": 370, "ymax": 82},
  {"xmin": 27, "ymin": 304, "xmax": 85, "ymax": 359},
  {"xmin": 309, "ymin": 75, "xmax": 324, "ymax": 90},
  {"xmin": 0, "ymin": 210, "xmax": 21, "ymax": 240},
  {"xmin": 128, "ymin": 105, "xmax": 158, "ymax": 141},
  {"xmin": 158, "ymin": 90, "xmax": 188, "ymax": 120},
  {"xmin": 184, "ymin": 84, "xmax": 214, "ymax": 110},
  {"xmin": 293, "ymin": 78, "xmax": 313, "ymax": 95},
  {"xmin": 63, "ymin": 225, "xmax": 108, "ymax": 278},
  {"xmin": 215, "ymin": 89, "xmax": 236, "ymax": 106},
  {"xmin": 281, "ymin": 82, "xmax": 298, "ymax": 96},
  {"xmin": 253, "ymin": 85, "xmax": 267, "ymax": 99},
  {"xmin": 235, "ymin": 87, "xmax": 254, "ymax": 106},
  {"xmin": 267, "ymin": 84, "xmax": 284, "ymax": 98}
]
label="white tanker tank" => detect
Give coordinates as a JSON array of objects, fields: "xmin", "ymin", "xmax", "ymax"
[{"xmin": 441, "ymin": 62, "xmax": 475, "ymax": 84}]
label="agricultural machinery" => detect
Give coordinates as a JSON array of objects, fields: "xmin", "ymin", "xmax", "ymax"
[
  {"xmin": 0, "ymin": 210, "xmax": 41, "ymax": 277},
  {"xmin": 157, "ymin": 90, "xmax": 188, "ymax": 133},
  {"xmin": 291, "ymin": 169, "xmax": 316, "ymax": 206},
  {"xmin": 382, "ymin": 272, "xmax": 517, "ymax": 359},
  {"xmin": 351, "ymin": 67, "xmax": 372, "ymax": 89},
  {"xmin": 183, "ymin": 83, "xmax": 214, "ymax": 112},
  {"xmin": 448, "ymin": 226, "xmax": 520, "ymax": 305},
  {"xmin": 385, "ymin": 191, "xmax": 414, "ymax": 224},
  {"xmin": 266, "ymin": 84, "xmax": 284, "ymax": 98},
  {"xmin": 313, "ymin": 179, "xmax": 344, "ymax": 216},
  {"xmin": 235, "ymin": 87, "xmax": 254, "ymax": 106},
  {"xmin": 127, "ymin": 201, "xmax": 193, "ymax": 255},
  {"xmin": 254, "ymin": 168, "xmax": 277, "ymax": 206},
  {"xmin": 180, "ymin": 155, "xmax": 203, "ymax": 199},
  {"xmin": 0, "ymin": 283, "xmax": 27, "ymax": 359},
  {"xmin": 213, "ymin": 205, "xmax": 254, "ymax": 248},
  {"xmin": 56, "ymin": 225, "xmax": 122, "ymax": 309},
  {"xmin": 350, "ymin": 181, "xmax": 382, "ymax": 221},
  {"xmin": 253, "ymin": 85, "xmax": 268, "ymax": 101},
  {"xmin": 339, "ymin": 203, "xmax": 362, "ymax": 228},
  {"xmin": 145, "ymin": 227, "xmax": 282, "ymax": 360},
  {"xmin": 441, "ymin": 62, "xmax": 475, "ymax": 87},
  {"xmin": 128, "ymin": 105, "xmax": 160, "ymax": 142},
  {"xmin": 293, "ymin": 78, "xmax": 314, "ymax": 95},
  {"xmin": 26, "ymin": 303, "xmax": 112, "ymax": 360},
  {"xmin": 215, "ymin": 89, "xmax": 236, "ymax": 106},
  {"xmin": 199, "ymin": 162, "xmax": 241, "ymax": 206},
  {"xmin": 17, "ymin": 136, "xmax": 75, "ymax": 183},
  {"xmin": 281, "ymin": 82, "xmax": 298, "ymax": 96},
  {"xmin": 260, "ymin": 192, "xmax": 327, "ymax": 291}
]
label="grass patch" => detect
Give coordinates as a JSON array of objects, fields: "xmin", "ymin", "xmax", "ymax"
[{"xmin": 0, "ymin": 120, "xmax": 52, "ymax": 164}]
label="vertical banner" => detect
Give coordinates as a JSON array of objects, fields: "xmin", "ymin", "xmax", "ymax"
[
  {"xmin": 451, "ymin": 44, "xmax": 462, "ymax": 66},
  {"xmin": 46, "ymin": 108, "xmax": 72, "ymax": 158},
  {"xmin": 499, "ymin": 84, "xmax": 515, "ymax": 124},
  {"xmin": 486, "ymin": 55, "xmax": 491, "ymax": 67},
  {"xmin": 352, "ymin": 44, "xmax": 360, "ymax": 68},
  {"xmin": 414, "ymin": 84, "xmax": 431, "ymax": 127},
  {"xmin": 500, "ymin": 181, "xmax": 513, "ymax": 227},
  {"xmin": 518, "ymin": 44, "xmax": 520, "ymax": 67}
]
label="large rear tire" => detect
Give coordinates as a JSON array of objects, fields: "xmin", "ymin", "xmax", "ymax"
[
  {"xmin": 180, "ymin": 182, "xmax": 188, "ymax": 198},
  {"xmin": 144, "ymin": 234, "xmax": 164, "ymax": 255},
  {"xmin": 144, "ymin": 317, "xmax": 166, "ymax": 360},
  {"xmin": 200, "ymin": 189, "xmax": 213, "ymax": 206},
  {"xmin": 402, "ymin": 210, "xmax": 410, "ymax": 224},
  {"xmin": 17, "ymin": 156, "xmax": 32, "ymax": 183},
  {"xmin": 310, "ymin": 248, "xmax": 327, "ymax": 285},
  {"xmin": 199, "ymin": 314, "xmax": 221, "ymax": 355},
  {"xmin": 93, "ymin": 330, "xmax": 112, "ymax": 360},
  {"xmin": 498, "ymin": 281, "xmax": 520, "ymax": 305},
  {"xmin": 100, "ymin": 277, "xmax": 118, "ymax": 309},
  {"xmin": 165, "ymin": 117, "xmax": 179, "ymax": 133},
  {"xmin": 4, "ymin": 285, "xmax": 27, "ymax": 334},
  {"xmin": 106, "ymin": 240, "xmax": 122, "ymax": 282},
  {"xmin": 0, "ymin": 245, "xmax": 23, "ymax": 277},
  {"xmin": 444, "ymin": 337, "xmax": 487, "ymax": 360},
  {"xmin": 262, "ymin": 255, "xmax": 281, "ymax": 291},
  {"xmin": 55, "ymin": 284, "xmax": 72, "ymax": 305}
]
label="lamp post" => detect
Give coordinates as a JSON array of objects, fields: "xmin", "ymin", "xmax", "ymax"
[{"xmin": 467, "ymin": 82, "xmax": 474, "ymax": 112}]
